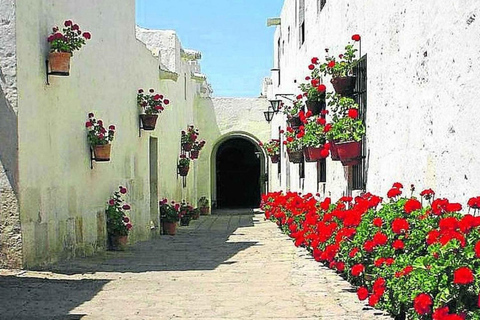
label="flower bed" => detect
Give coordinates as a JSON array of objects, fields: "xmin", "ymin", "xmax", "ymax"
[{"xmin": 261, "ymin": 183, "xmax": 480, "ymax": 319}]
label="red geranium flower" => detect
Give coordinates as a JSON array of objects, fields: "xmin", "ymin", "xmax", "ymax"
[
  {"xmin": 317, "ymin": 84, "xmax": 326, "ymax": 92},
  {"xmin": 351, "ymin": 34, "xmax": 361, "ymax": 41},
  {"xmin": 327, "ymin": 60, "xmax": 335, "ymax": 68},
  {"xmin": 308, "ymin": 64, "xmax": 315, "ymax": 70},
  {"xmin": 453, "ymin": 267, "xmax": 474, "ymax": 285},
  {"xmin": 392, "ymin": 239, "xmax": 404, "ymax": 250},
  {"xmin": 392, "ymin": 182, "xmax": 403, "ymax": 189},
  {"xmin": 311, "ymin": 57, "xmax": 319, "ymax": 64},
  {"xmin": 349, "ymin": 247, "xmax": 359, "ymax": 258},
  {"xmin": 357, "ymin": 287, "xmax": 369, "ymax": 301},
  {"xmin": 373, "ymin": 217, "xmax": 383, "ymax": 227},
  {"xmin": 347, "ymin": 108, "xmax": 358, "ymax": 119},
  {"xmin": 413, "ymin": 293, "xmax": 433, "ymax": 315},
  {"xmin": 391, "ymin": 218, "xmax": 409, "ymax": 234},
  {"xmin": 368, "ymin": 294, "xmax": 380, "ymax": 307},
  {"xmin": 475, "ymin": 241, "xmax": 480, "ymax": 258},
  {"xmin": 387, "ymin": 187, "xmax": 402, "ymax": 198},
  {"xmin": 404, "ymin": 198, "xmax": 422, "ymax": 213},
  {"xmin": 351, "ymin": 264, "xmax": 365, "ymax": 276},
  {"xmin": 373, "ymin": 232, "xmax": 388, "ymax": 246}
]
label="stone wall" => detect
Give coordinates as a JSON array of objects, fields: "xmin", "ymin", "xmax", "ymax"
[
  {"xmin": 268, "ymin": 0, "xmax": 480, "ymax": 203},
  {"xmin": 0, "ymin": 0, "xmax": 21, "ymax": 269}
]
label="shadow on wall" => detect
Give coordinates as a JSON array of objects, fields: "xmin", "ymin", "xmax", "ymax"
[
  {"xmin": 32, "ymin": 214, "xmax": 258, "ymax": 274},
  {"xmin": 0, "ymin": 275, "xmax": 109, "ymax": 319},
  {"xmin": 0, "ymin": 85, "xmax": 18, "ymax": 192}
]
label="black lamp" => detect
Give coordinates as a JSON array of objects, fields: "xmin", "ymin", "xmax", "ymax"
[
  {"xmin": 269, "ymin": 99, "xmax": 282, "ymax": 113},
  {"xmin": 263, "ymin": 107, "xmax": 275, "ymax": 123}
]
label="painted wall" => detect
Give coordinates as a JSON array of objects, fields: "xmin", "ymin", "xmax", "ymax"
[
  {"xmin": 13, "ymin": 0, "xmax": 212, "ymax": 267},
  {"xmin": 268, "ymin": 0, "xmax": 480, "ymax": 203}
]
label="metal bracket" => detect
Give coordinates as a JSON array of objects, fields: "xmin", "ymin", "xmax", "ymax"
[{"xmin": 45, "ymin": 60, "xmax": 69, "ymax": 85}]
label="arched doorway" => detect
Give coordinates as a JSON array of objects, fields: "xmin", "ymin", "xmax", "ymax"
[{"xmin": 215, "ymin": 137, "xmax": 263, "ymax": 208}]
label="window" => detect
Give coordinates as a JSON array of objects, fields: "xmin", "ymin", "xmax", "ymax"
[
  {"xmin": 352, "ymin": 55, "xmax": 367, "ymax": 190},
  {"xmin": 318, "ymin": 0, "xmax": 326, "ymax": 13},
  {"xmin": 317, "ymin": 158, "xmax": 326, "ymax": 183},
  {"xmin": 299, "ymin": 0, "xmax": 305, "ymax": 46}
]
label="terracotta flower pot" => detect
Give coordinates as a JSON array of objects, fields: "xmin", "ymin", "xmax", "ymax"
[
  {"xmin": 331, "ymin": 76, "xmax": 356, "ymax": 97},
  {"xmin": 48, "ymin": 52, "xmax": 71, "ymax": 75},
  {"xmin": 140, "ymin": 114, "xmax": 158, "ymax": 130},
  {"xmin": 305, "ymin": 100, "xmax": 326, "ymax": 116},
  {"xmin": 190, "ymin": 150, "xmax": 199, "ymax": 159},
  {"xmin": 287, "ymin": 149, "xmax": 303, "ymax": 163},
  {"xmin": 163, "ymin": 221, "xmax": 177, "ymax": 235},
  {"xmin": 182, "ymin": 143, "xmax": 192, "ymax": 151},
  {"xmin": 303, "ymin": 146, "xmax": 323, "ymax": 162},
  {"xmin": 329, "ymin": 141, "xmax": 340, "ymax": 161},
  {"xmin": 109, "ymin": 235, "xmax": 128, "ymax": 251},
  {"xmin": 270, "ymin": 154, "xmax": 280, "ymax": 163},
  {"xmin": 336, "ymin": 141, "xmax": 362, "ymax": 166},
  {"xmin": 287, "ymin": 116, "xmax": 302, "ymax": 131},
  {"xmin": 178, "ymin": 166, "xmax": 189, "ymax": 176},
  {"xmin": 93, "ymin": 144, "xmax": 111, "ymax": 161}
]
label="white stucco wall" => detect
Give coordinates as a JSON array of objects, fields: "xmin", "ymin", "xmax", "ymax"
[
  {"xmin": 13, "ymin": 0, "xmax": 212, "ymax": 267},
  {"xmin": 268, "ymin": 0, "xmax": 480, "ymax": 203}
]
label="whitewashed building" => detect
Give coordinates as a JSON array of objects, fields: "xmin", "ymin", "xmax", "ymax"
[
  {"xmin": 0, "ymin": 0, "xmax": 270, "ymax": 268},
  {"xmin": 266, "ymin": 0, "xmax": 480, "ymax": 203}
]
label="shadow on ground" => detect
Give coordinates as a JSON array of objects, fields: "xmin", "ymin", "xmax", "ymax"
[
  {"xmin": 0, "ymin": 275, "xmax": 108, "ymax": 320},
  {"xmin": 32, "ymin": 212, "xmax": 259, "ymax": 275}
]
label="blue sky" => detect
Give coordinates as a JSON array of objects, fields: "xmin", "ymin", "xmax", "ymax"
[{"xmin": 135, "ymin": 1, "xmax": 284, "ymax": 97}]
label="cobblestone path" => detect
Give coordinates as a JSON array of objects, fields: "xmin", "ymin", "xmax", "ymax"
[{"xmin": 0, "ymin": 210, "xmax": 392, "ymax": 319}]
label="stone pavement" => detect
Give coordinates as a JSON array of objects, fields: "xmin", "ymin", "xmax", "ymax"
[{"xmin": 0, "ymin": 210, "xmax": 392, "ymax": 320}]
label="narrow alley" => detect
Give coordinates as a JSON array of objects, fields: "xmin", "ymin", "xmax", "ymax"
[{"xmin": 0, "ymin": 211, "xmax": 391, "ymax": 319}]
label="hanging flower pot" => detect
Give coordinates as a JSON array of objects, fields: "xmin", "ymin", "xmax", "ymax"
[
  {"xmin": 190, "ymin": 150, "xmax": 199, "ymax": 159},
  {"xmin": 182, "ymin": 143, "xmax": 192, "ymax": 152},
  {"xmin": 140, "ymin": 114, "xmax": 158, "ymax": 130},
  {"xmin": 270, "ymin": 154, "xmax": 280, "ymax": 163},
  {"xmin": 303, "ymin": 146, "xmax": 324, "ymax": 162},
  {"xmin": 48, "ymin": 52, "xmax": 72, "ymax": 75},
  {"xmin": 93, "ymin": 144, "xmax": 111, "ymax": 161},
  {"xmin": 287, "ymin": 149, "xmax": 303, "ymax": 163},
  {"xmin": 287, "ymin": 116, "xmax": 302, "ymax": 131},
  {"xmin": 336, "ymin": 140, "xmax": 362, "ymax": 166},
  {"xmin": 163, "ymin": 221, "xmax": 177, "ymax": 235},
  {"xmin": 329, "ymin": 141, "xmax": 340, "ymax": 161},
  {"xmin": 331, "ymin": 76, "xmax": 356, "ymax": 97},
  {"xmin": 305, "ymin": 100, "xmax": 326, "ymax": 116},
  {"xmin": 178, "ymin": 166, "xmax": 189, "ymax": 176}
]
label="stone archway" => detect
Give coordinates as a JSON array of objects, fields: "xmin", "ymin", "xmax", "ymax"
[{"xmin": 211, "ymin": 134, "xmax": 266, "ymax": 209}]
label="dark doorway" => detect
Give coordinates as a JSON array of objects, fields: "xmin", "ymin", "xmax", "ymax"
[{"xmin": 216, "ymin": 138, "xmax": 261, "ymax": 208}]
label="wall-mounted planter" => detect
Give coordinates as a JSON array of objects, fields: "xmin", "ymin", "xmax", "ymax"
[
  {"xmin": 305, "ymin": 100, "xmax": 326, "ymax": 116},
  {"xmin": 287, "ymin": 116, "xmax": 302, "ymax": 131},
  {"xmin": 329, "ymin": 141, "xmax": 340, "ymax": 161},
  {"xmin": 331, "ymin": 76, "xmax": 356, "ymax": 97},
  {"xmin": 48, "ymin": 52, "xmax": 71, "ymax": 75},
  {"xmin": 270, "ymin": 154, "xmax": 280, "ymax": 163},
  {"xmin": 140, "ymin": 114, "xmax": 158, "ymax": 131},
  {"xmin": 287, "ymin": 149, "xmax": 303, "ymax": 163},
  {"xmin": 178, "ymin": 166, "xmax": 189, "ymax": 177},
  {"xmin": 93, "ymin": 144, "xmax": 111, "ymax": 161},
  {"xmin": 303, "ymin": 146, "xmax": 323, "ymax": 162},
  {"xmin": 336, "ymin": 140, "xmax": 362, "ymax": 166}
]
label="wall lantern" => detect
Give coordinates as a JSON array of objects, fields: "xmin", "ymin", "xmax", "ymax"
[
  {"xmin": 263, "ymin": 107, "xmax": 275, "ymax": 123},
  {"xmin": 269, "ymin": 99, "xmax": 282, "ymax": 113}
]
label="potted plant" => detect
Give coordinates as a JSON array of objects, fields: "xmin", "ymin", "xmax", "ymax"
[
  {"xmin": 159, "ymin": 199, "xmax": 180, "ymax": 235},
  {"xmin": 283, "ymin": 127, "xmax": 304, "ymax": 163},
  {"xmin": 261, "ymin": 139, "xmax": 281, "ymax": 163},
  {"xmin": 137, "ymin": 88, "xmax": 170, "ymax": 130},
  {"xmin": 198, "ymin": 196, "xmax": 210, "ymax": 215},
  {"xmin": 179, "ymin": 201, "xmax": 195, "ymax": 226},
  {"xmin": 300, "ymin": 58, "xmax": 327, "ymax": 115},
  {"xmin": 299, "ymin": 116, "xmax": 330, "ymax": 162},
  {"xmin": 105, "ymin": 186, "xmax": 132, "ymax": 250},
  {"xmin": 47, "ymin": 20, "xmax": 91, "ymax": 75},
  {"xmin": 325, "ymin": 97, "xmax": 365, "ymax": 166},
  {"xmin": 178, "ymin": 154, "xmax": 190, "ymax": 176},
  {"xmin": 319, "ymin": 34, "xmax": 360, "ymax": 96},
  {"xmin": 181, "ymin": 125, "xmax": 199, "ymax": 152},
  {"xmin": 190, "ymin": 140, "xmax": 206, "ymax": 160},
  {"xmin": 86, "ymin": 113, "xmax": 115, "ymax": 161},
  {"xmin": 283, "ymin": 98, "xmax": 303, "ymax": 130}
]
